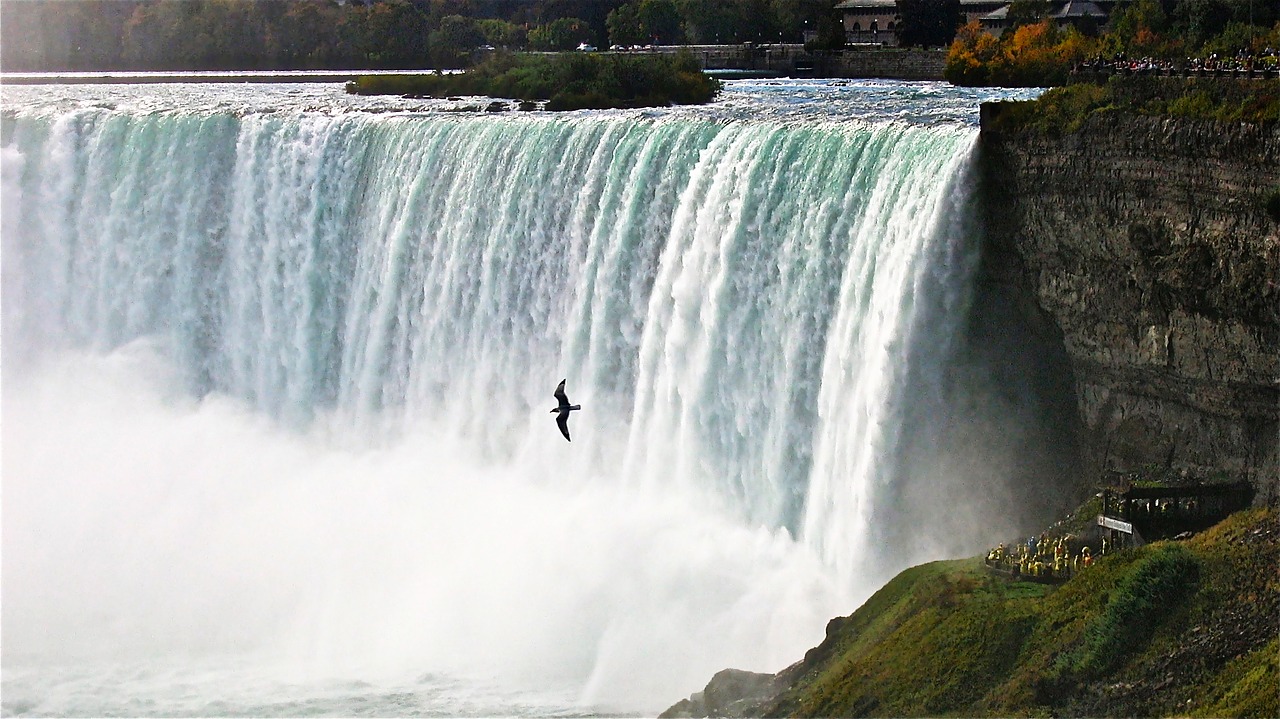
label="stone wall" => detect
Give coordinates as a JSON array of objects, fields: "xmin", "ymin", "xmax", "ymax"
[
  {"xmin": 828, "ymin": 48, "xmax": 945, "ymax": 80},
  {"xmin": 688, "ymin": 44, "xmax": 945, "ymax": 80},
  {"xmin": 978, "ymin": 107, "xmax": 1280, "ymax": 501}
]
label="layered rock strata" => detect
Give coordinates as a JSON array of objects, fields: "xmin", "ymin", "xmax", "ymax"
[{"xmin": 978, "ymin": 108, "xmax": 1279, "ymax": 502}]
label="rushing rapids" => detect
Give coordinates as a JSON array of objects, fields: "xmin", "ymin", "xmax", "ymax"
[{"xmin": 1, "ymin": 80, "xmax": 1044, "ymax": 716}]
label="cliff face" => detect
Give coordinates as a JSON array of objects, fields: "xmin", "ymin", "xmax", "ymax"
[{"xmin": 978, "ymin": 109, "xmax": 1279, "ymax": 502}]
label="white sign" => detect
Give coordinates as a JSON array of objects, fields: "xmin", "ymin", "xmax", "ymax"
[{"xmin": 1098, "ymin": 515, "xmax": 1133, "ymax": 534}]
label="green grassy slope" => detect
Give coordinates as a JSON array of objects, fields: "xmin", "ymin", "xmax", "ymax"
[
  {"xmin": 761, "ymin": 508, "xmax": 1278, "ymax": 717},
  {"xmin": 984, "ymin": 77, "xmax": 1280, "ymax": 135}
]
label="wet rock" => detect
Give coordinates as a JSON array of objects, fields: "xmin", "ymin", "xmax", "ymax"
[
  {"xmin": 659, "ymin": 669, "xmax": 778, "ymax": 718},
  {"xmin": 979, "ymin": 110, "xmax": 1279, "ymax": 500}
]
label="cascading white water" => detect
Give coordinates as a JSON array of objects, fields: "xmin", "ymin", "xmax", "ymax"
[{"xmin": 1, "ymin": 81, "xmax": 1028, "ymax": 716}]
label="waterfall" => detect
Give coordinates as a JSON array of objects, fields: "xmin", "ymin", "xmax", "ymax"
[{"xmin": 2, "ymin": 102, "xmax": 986, "ymax": 710}]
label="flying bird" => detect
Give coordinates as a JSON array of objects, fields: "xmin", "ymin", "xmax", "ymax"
[{"xmin": 551, "ymin": 379, "xmax": 581, "ymax": 442}]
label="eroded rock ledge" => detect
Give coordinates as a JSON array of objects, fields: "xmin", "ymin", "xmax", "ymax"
[{"xmin": 977, "ymin": 107, "xmax": 1279, "ymax": 502}]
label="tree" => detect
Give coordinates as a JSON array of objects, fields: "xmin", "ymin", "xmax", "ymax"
[
  {"xmin": 272, "ymin": 1, "xmax": 345, "ymax": 69},
  {"xmin": 529, "ymin": 17, "xmax": 590, "ymax": 50},
  {"xmin": 1005, "ymin": 0, "xmax": 1052, "ymax": 30},
  {"xmin": 607, "ymin": 3, "xmax": 646, "ymax": 45},
  {"xmin": 1103, "ymin": 0, "xmax": 1178, "ymax": 56},
  {"xmin": 676, "ymin": 0, "xmax": 738, "ymax": 43},
  {"xmin": 637, "ymin": 0, "xmax": 684, "ymax": 44},
  {"xmin": 123, "ymin": 1, "xmax": 192, "ymax": 69},
  {"xmin": 896, "ymin": 0, "xmax": 962, "ymax": 47},
  {"xmin": 430, "ymin": 14, "xmax": 485, "ymax": 67},
  {"xmin": 1172, "ymin": 0, "xmax": 1232, "ymax": 47},
  {"xmin": 944, "ymin": 20, "xmax": 1003, "ymax": 84},
  {"xmin": 475, "ymin": 18, "xmax": 526, "ymax": 48},
  {"xmin": 807, "ymin": 7, "xmax": 846, "ymax": 50}
]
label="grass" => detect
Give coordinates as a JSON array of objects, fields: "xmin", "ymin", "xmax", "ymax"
[
  {"xmin": 764, "ymin": 507, "xmax": 1277, "ymax": 717},
  {"xmin": 1192, "ymin": 638, "xmax": 1280, "ymax": 718},
  {"xmin": 986, "ymin": 76, "xmax": 1280, "ymax": 134},
  {"xmin": 346, "ymin": 50, "xmax": 720, "ymax": 110},
  {"xmin": 1058, "ymin": 544, "xmax": 1200, "ymax": 679}
]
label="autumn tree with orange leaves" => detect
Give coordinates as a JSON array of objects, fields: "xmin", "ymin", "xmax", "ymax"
[{"xmin": 945, "ymin": 19, "xmax": 1095, "ymax": 86}]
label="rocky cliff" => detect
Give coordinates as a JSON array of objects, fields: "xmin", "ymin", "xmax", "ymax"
[{"xmin": 977, "ymin": 106, "xmax": 1279, "ymax": 502}]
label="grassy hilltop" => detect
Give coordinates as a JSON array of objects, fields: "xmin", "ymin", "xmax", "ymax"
[{"xmin": 668, "ymin": 507, "xmax": 1278, "ymax": 718}]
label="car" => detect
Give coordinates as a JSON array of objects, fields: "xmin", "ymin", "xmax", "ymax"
[{"xmin": 576, "ymin": 43, "xmax": 597, "ymax": 52}]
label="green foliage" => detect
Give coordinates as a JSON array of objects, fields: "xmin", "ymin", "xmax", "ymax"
[
  {"xmin": 765, "ymin": 508, "xmax": 1278, "ymax": 718},
  {"xmin": 985, "ymin": 81, "xmax": 1113, "ymax": 133},
  {"xmin": 1066, "ymin": 544, "xmax": 1200, "ymax": 677},
  {"xmin": 528, "ymin": 17, "xmax": 591, "ymax": 51},
  {"xmin": 1006, "ymin": 0, "xmax": 1052, "ymax": 29},
  {"xmin": 1192, "ymin": 639, "xmax": 1280, "ymax": 718},
  {"xmin": 606, "ymin": 3, "xmax": 646, "ymax": 46},
  {"xmin": 988, "ymin": 77, "xmax": 1280, "ymax": 133},
  {"xmin": 347, "ymin": 51, "xmax": 720, "ymax": 110},
  {"xmin": 0, "ymin": 0, "xmax": 840, "ymax": 72},
  {"xmin": 896, "ymin": 0, "xmax": 963, "ymax": 48},
  {"xmin": 608, "ymin": 0, "xmax": 684, "ymax": 46},
  {"xmin": 429, "ymin": 15, "xmax": 487, "ymax": 69}
]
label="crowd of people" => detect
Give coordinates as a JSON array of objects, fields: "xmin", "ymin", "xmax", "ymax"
[
  {"xmin": 1073, "ymin": 48, "xmax": 1280, "ymax": 77},
  {"xmin": 984, "ymin": 531, "xmax": 1117, "ymax": 582}
]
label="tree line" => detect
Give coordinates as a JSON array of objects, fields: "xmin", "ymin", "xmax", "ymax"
[
  {"xmin": 0, "ymin": 0, "xmax": 842, "ymax": 72},
  {"xmin": 946, "ymin": 0, "xmax": 1280, "ymax": 86}
]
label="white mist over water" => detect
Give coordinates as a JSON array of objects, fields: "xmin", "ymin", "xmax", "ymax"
[{"xmin": 1, "ymin": 80, "xmax": 1040, "ymax": 716}]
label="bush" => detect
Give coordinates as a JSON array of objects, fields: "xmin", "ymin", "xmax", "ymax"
[
  {"xmin": 1067, "ymin": 544, "xmax": 1200, "ymax": 678},
  {"xmin": 347, "ymin": 50, "xmax": 720, "ymax": 110},
  {"xmin": 987, "ymin": 77, "xmax": 1280, "ymax": 134}
]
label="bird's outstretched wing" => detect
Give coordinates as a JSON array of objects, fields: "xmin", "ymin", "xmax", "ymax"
[
  {"xmin": 556, "ymin": 411, "xmax": 572, "ymax": 441},
  {"xmin": 554, "ymin": 379, "xmax": 569, "ymax": 408}
]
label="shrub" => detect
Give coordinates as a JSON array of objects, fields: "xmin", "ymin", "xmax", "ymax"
[
  {"xmin": 1067, "ymin": 544, "xmax": 1200, "ymax": 678},
  {"xmin": 347, "ymin": 50, "xmax": 720, "ymax": 110}
]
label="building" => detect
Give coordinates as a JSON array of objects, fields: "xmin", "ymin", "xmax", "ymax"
[
  {"xmin": 1098, "ymin": 481, "xmax": 1254, "ymax": 548},
  {"xmin": 836, "ymin": 0, "xmax": 902, "ymax": 46},
  {"xmin": 837, "ymin": 0, "xmax": 1116, "ymax": 46},
  {"xmin": 980, "ymin": 0, "xmax": 1109, "ymax": 37}
]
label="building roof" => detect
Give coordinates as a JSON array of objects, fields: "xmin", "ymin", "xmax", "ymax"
[
  {"xmin": 980, "ymin": 0, "xmax": 1109, "ymax": 21},
  {"xmin": 839, "ymin": 0, "xmax": 1005, "ymax": 10},
  {"xmin": 1054, "ymin": 0, "xmax": 1107, "ymax": 17}
]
